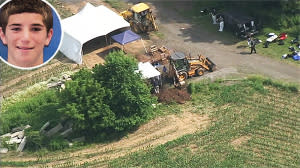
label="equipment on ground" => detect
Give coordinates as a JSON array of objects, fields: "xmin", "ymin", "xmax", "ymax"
[
  {"xmin": 120, "ymin": 2, "xmax": 158, "ymax": 33},
  {"xmin": 282, "ymin": 46, "xmax": 300, "ymax": 61},
  {"xmin": 168, "ymin": 52, "xmax": 216, "ymax": 87},
  {"xmin": 148, "ymin": 45, "xmax": 171, "ymax": 63},
  {"xmin": 218, "ymin": 11, "xmax": 260, "ymax": 38}
]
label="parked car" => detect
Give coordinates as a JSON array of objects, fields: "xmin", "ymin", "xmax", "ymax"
[{"xmin": 217, "ymin": 11, "xmax": 260, "ymax": 38}]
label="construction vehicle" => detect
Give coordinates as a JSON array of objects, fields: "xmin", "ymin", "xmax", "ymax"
[
  {"xmin": 120, "ymin": 2, "xmax": 158, "ymax": 33},
  {"xmin": 168, "ymin": 52, "xmax": 216, "ymax": 87}
]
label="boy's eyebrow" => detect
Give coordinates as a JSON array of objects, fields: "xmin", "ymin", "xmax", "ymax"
[
  {"xmin": 8, "ymin": 24, "xmax": 45, "ymax": 27},
  {"xmin": 8, "ymin": 24, "xmax": 21, "ymax": 27},
  {"xmin": 31, "ymin": 24, "xmax": 45, "ymax": 27}
]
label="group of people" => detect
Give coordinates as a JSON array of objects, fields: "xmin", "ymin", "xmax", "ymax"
[
  {"xmin": 209, "ymin": 8, "xmax": 257, "ymax": 54},
  {"xmin": 210, "ymin": 8, "xmax": 224, "ymax": 32}
]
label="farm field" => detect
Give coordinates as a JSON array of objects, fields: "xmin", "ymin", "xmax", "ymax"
[{"xmin": 0, "ymin": 77, "xmax": 299, "ymax": 167}]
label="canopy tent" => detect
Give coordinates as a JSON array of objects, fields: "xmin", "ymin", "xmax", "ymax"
[
  {"xmin": 111, "ymin": 30, "xmax": 147, "ymax": 53},
  {"xmin": 137, "ymin": 62, "xmax": 160, "ymax": 79},
  {"xmin": 59, "ymin": 3, "xmax": 130, "ymax": 64}
]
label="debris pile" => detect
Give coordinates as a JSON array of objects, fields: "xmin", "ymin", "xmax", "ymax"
[
  {"xmin": 47, "ymin": 73, "xmax": 72, "ymax": 89},
  {"xmin": 0, "ymin": 125, "xmax": 31, "ymax": 153}
]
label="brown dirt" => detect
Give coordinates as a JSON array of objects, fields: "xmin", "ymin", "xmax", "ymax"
[{"xmin": 157, "ymin": 87, "xmax": 191, "ymax": 104}]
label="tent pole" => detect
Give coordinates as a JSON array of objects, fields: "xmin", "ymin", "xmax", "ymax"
[
  {"xmin": 105, "ymin": 35, "xmax": 108, "ymax": 45},
  {"xmin": 141, "ymin": 39, "xmax": 147, "ymax": 53}
]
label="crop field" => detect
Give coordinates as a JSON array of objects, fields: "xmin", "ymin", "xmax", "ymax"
[
  {"xmin": 1, "ymin": 77, "xmax": 299, "ymax": 167},
  {"xmin": 109, "ymin": 77, "xmax": 299, "ymax": 167}
]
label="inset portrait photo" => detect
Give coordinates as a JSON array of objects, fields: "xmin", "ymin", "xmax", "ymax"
[{"xmin": 0, "ymin": 0, "xmax": 62, "ymax": 70}]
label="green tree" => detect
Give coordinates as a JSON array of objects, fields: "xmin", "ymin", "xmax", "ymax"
[
  {"xmin": 59, "ymin": 69, "xmax": 114, "ymax": 135},
  {"xmin": 92, "ymin": 51, "xmax": 156, "ymax": 131}
]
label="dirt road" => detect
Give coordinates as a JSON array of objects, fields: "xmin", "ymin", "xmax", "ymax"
[{"xmin": 133, "ymin": 1, "xmax": 298, "ymax": 83}]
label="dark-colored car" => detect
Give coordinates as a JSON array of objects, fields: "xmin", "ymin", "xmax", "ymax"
[{"xmin": 217, "ymin": 11, "xmax": 260, "ymax": 38}]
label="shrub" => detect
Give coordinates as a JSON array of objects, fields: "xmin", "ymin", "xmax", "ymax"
[
  {"xmin": 0, "ymin": 90, "xmax": 60, "ymax": 134},
  {"xmin": 48, "ymin": 136, "xmax": 69, "ymax": 151},
  {"xmin": 25, "ymin": 130, "xmax": 43, "ymax": 151}
]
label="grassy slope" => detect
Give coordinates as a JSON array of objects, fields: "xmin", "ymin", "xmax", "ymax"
[{"xmin": 109, "ymin": 77, "xmax": 299, "ymax": 167}]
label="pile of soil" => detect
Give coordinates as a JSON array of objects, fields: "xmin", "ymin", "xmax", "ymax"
[{"xmin": 157, "ymin": 87, "xmax": 191, "ymax": 104}]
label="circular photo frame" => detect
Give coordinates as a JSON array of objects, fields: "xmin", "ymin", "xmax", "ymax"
[{"xmin": 0, "ymin": 0, "xmax": 63, "ymax": 70}]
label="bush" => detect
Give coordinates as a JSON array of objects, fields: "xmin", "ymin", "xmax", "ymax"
[{"xmin": 25, "ymin": 130, "xmax": 43, "ymax": 151}]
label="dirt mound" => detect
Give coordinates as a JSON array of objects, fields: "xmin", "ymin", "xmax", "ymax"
[{"xmin": 158, "ymin": 88, "xmax": 191, "ymax": 104}]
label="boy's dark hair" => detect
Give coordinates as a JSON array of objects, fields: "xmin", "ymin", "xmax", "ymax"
[{"xmin": 0, "ymin": 0, "xmax": 53, "ymax": 34}]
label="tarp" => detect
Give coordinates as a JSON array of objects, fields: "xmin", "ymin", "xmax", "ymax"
[
  {"xmin": 111, "ymin": 30, "xmax": 141, "ymax": 45},
  {"xmin": 137, "ymin": 62, "xmax": 161, "ymax": 79},
  {"xmin": 111, "ymin": 29, "xmax": 147, "ymax": 53},
  {"xmin": 293, "ymin": 53, "xmax": 300, "ymax": 61},
  {"xmin": 59, "ymin": 3, "xmax": 130, "ymax": 64}
]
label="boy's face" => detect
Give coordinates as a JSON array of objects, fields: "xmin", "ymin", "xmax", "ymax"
[{"xmin": 0, "ymin": 12, "xmax": 53, "ymax": 67}]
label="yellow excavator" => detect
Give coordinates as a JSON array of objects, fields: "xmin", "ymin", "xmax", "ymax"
[
  {"xmin": 169, "ymin": 52, "xmax": 216, "ymax": 87},
  {"xmin": 120, "ymin": 2, "xmax": 158, "ymax": 33}
]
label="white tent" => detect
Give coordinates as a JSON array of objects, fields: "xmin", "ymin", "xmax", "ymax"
[
  {"xmin": 60, "ymin": 3, "xmax": 130, "ymax": 64},
  {"xmin": 137, "ymin": 62, "xmax": 161, "ymax": 79}
]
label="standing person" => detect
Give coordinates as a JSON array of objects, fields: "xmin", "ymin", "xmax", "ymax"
[
  {"xmin": 210, "ymin": 8, "xmax": 217, "ymax": 24},
  {"xmin": 250, "ymin": 37, "xmax": 257, "ymax": 54},
  {"xmin": 247, "ymin": 35, "xmax": 251, "ymax": 46},
  {"xmin": 218, "ymin": 16, "xmax": 224, "ymax": 32},
  {"xmin": 0, "ymin": 0, "xmax": 54, "ymax": 68}
]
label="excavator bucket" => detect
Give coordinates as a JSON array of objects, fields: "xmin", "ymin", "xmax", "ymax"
[{"xmin": 205, "ymin": 57, "xmax": 216, "ymax": 72}]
